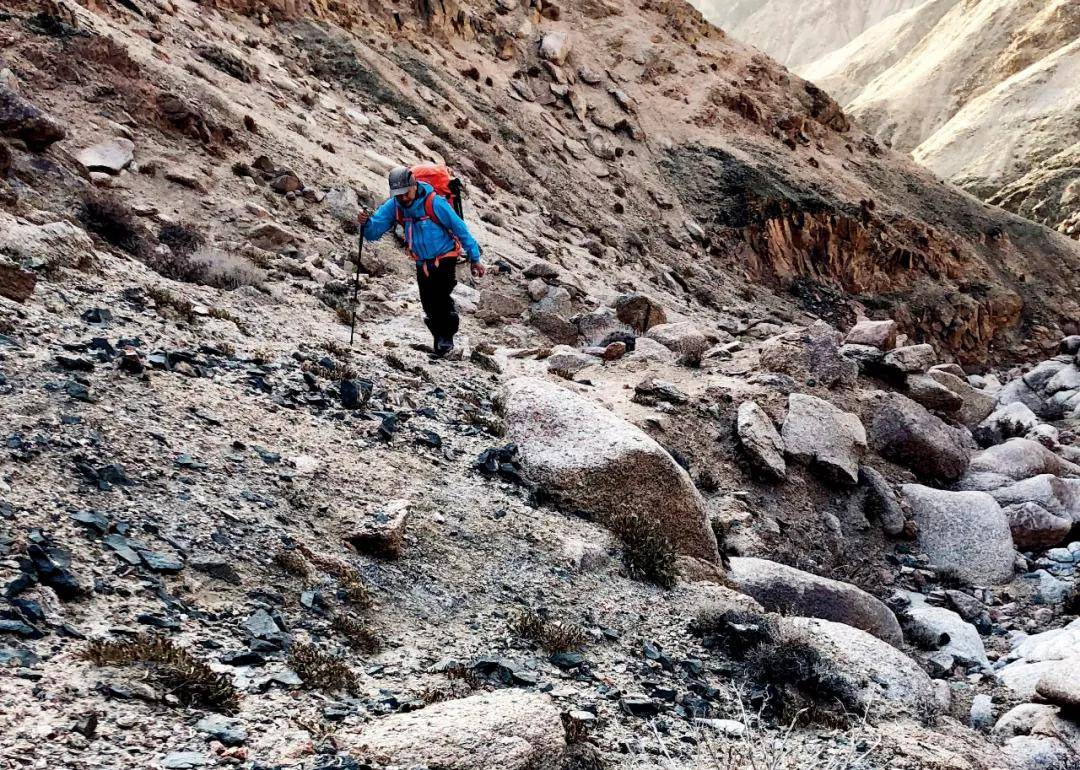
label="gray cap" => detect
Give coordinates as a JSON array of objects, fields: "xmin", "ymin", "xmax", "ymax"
[{"xmin": 388, "ymin": 166, "xmax": 415, "ymax": 196}]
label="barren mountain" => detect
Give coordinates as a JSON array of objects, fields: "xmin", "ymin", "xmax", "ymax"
[
  {"xmin": 690, "ymin": 0, "xmax": 927, "ymax": 71},
  {"xmin": 3, "ymin": 0, "xmax": 1080, "ymax": 769},
  {"xmin": 795, "ymin": 0, "xmax": 1080, "ymax": 238}
]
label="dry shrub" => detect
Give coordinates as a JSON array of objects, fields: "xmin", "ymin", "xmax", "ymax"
[
  {"xmin": 158, "ymin": 222, "xmax": 205, "ymax": 257},
  {"xmin": 509, "ymin": 608, "xmax": 586, "ymax": 654},
  {"xmin": 297, "ymin": 544, "xmax": 373, "ymax": 610},
  {"xmin": 331, "ymin": 612, "xmax": 380, "ymax": 653},
  {"xmin": 81, "ymin": 635, "xmax": 240, "ymax": 713},
  {"xmin": 273, "ymin": 548, "xmax": 311, "ymax": 580},
  {"xmin": 301, "ymin": 359, "xmax": 356, "ymax": 381},
  {"xmin": 78, "ymin": 192, "xmax": 146, "ymax": 255},
  {"xmin": 747, "ymin": 636, "xmax": 862, "ymax": 726},
  {"xmin": 146, "ymin": 287, "xmax": 195, "ymax": 323},
  {"xmin": 288, "ymin": 641, "xmax": 358, "ymax": 695},
  {"xmin": 696, "ymin": 685, "xmax": 878, "ymax": 770},
  {"xmin": 149, "ymin": 246, "xmax": 264, "ymax": 290},
  {"xmin": 320, "ymin": 339, "xmax": 351, "ymax": 358},
  {"xmin": 606, "ymin": 512, "xmax": 677, "ymax": 588}
]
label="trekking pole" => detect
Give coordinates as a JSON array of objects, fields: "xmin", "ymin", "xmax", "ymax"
[{"xmin": 348, "ymin": 219, "xmax": 365, "ymax": 347}]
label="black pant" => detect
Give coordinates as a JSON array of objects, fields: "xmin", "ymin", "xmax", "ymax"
[{"xmin": 417, "ymin": 259, "xmax": 459, "ymax": 347}]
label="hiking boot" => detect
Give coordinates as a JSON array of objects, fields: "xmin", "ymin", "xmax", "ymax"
[{"xmin": 434, "ymin": 338, "xmax": 454, "ymax": 358}]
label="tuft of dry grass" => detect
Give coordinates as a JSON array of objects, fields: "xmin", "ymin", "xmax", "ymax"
[
  {"xmin": 288, "ymin": 641, "xmax": 358, "ymax": 695},
  {"xmin": 509, "ymin": 608, "xmax": 587, "ymax": 654},
  {"xmin": 81, "ymin": 635, "xmax": 240, "ymax": 713},
  {"xmin": 273, "ymin": 548, "xmax": 312, "ymax": 580},
  {"xmin": 605, "ymin": 512, "xmax": 677, "ymax": 589},
  {"xmin": 146, "ymin": 287, "xmax": 195, "ymax": 323},
  {"xmin": 301, "ymin": 359, "xmax": 357, "ymax": 382},
  {"xmin": 297, "ymin": 544, "xmax": 373, "ymax": 610},
  {"xmin": 319, "ymin": 339, "xmax": 352, "ymax": 358},
  {"xmin": 331, "ymin": 612, "xmax": 380, "ymax": 653},
  {"xmin": 693, "ymin": 685, "xmax": 879, "ymax": 770}
]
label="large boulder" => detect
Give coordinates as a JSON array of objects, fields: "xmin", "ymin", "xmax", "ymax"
[
  {"xmin": 539, "ymin": 32, "xmax": 573, "ymax": 65},
  {"xmin": 903, "ymin": 594, "xmax": 990, "ymax": 670},
  {"xmin": 781, "ymin": 393, "xmax": 866, "ymax": 486},
  {"xmin": 613, "ymin": 292, "xmax": 666, "ymax": 332},
  {"xmin": 346, "ymin": 690, "xmax": 565, "ymax": 769},
  {"xmin": 844, "ymin": 319, "xmax": 897, "ymax": 350},
  {"xmin": 999, "ymin": 619, "xmax": 1080, "ymax": 699},
  {"xmin": 781, "ymin": 617, "xmax": 936, "ymax": 714},
  {"xmin": 901, "ymin": 485, "xmax": 1015, "ymax": 585},
  {"xmin": 0, "ymin": 219, "xmax": 96, "ymax": 272},
  {"xmin": 1004, "ymin": 502, "xmax": 1073, "ymax": 550},
  {"xmin": 905, "ymin": 375, "xmax": 963, "ymax": 413},
  {"xmin": 997, "ymin": 377, "xmax": 1057, "ymax": 420},
  {"xmin": 0, "ymin": 85, "xmax": 66, "ymax": 150},
  {"xmin": 987, "ymin": 475, "xmax": 1080, "ymax": 524},
  {"xmin": 925, "ymin": 369, "xmax": 996, "ymax": 427},
  {"xmin": 883, "ymin": 343, "xmax": 936, "ymax": 374},
  {"xmin": 867, "ymin": 393, "xmax": 971, "ymax": 481},
  {"xmin": 728, "ymin": 558, "xmax": 902, "ymax": 645},
  {"xmin": 735, "ymin": 401, "xmax": 786, "ymax": 481},
  {"xmin": 962, "ymin": 439, "xmax": 1080, "ymax": 491},
  {"xmin": 1035, "ymin": 657, "xmax": 1080, "ymax": 710},
  {"xmin": 500, "ymin": 377, "xmax": 719, "ymax": 564},
  {"xmin": 645, "ymin": 322, "xmax": 708, "ymax": 366}
]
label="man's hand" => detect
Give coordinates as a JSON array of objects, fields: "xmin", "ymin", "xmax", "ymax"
[
  {"xmin": 470, "ymin": 262, "xmax": 486, "ymax": 278},
  {"xmin": 357, "ymin": 210, "xmax": 370, "ymax": 229}
]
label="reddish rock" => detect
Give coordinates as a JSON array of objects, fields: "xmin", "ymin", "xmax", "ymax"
[{"xmin": 0, "ymin": 262, "xmax": 36, "ymax": 302}]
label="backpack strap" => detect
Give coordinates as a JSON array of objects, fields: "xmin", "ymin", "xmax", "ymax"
[{"xmin": 397, "ymin": 192, "xmax": 462, "ymax": 272}]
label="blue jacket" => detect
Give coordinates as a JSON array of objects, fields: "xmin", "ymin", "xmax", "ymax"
[{"xmin": 362, "ymin": 182, "xmax": 482, "ymax": 264}]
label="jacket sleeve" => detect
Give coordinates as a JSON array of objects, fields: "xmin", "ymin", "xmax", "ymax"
[
  {"xmin": 361, "ymin": 198, "xmax": 397, "ymax": 242},
  {"xmin": 433, "ymin": 195, "xmax": 483, "ymax": 263}
]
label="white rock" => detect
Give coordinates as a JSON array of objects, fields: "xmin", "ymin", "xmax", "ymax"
[
  {"xmin": 75, "ymin": 137, "xmax": 134, "ymax": 174},
  {"xmin": 345, "ymin": 690, "xmax": 565, "ymax": 769}
]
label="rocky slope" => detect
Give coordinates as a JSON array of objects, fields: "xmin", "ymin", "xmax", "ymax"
[{"xmin": 3, "ymin": 1, "xmax": 1080, "ymax": 769}]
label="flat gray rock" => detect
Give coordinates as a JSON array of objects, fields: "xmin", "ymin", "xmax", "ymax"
[
  {"xmin": 736, "ymin": 401, "xmax": 786, "ymax": 480},
  {"xmin": 345, "ymin": 689, "xmax": 565, "ymax": 769},
  {"xmin": 729, "ymin": 557, "xmax": 902, "ymax": 644},
  {"xmin": 781, "ymin": 393, "xmax": 866, "ymax": 486}
]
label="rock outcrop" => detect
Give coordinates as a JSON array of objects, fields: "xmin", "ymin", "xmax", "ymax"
[
  {"xmin": 728, "ymin": 557, "xmax": 903, "ymax": 644},
  {"xmin": 501, "ymin": 377, "xmax": 720, "ymax": 565},
  {"xmin": 902, "ymin": 485, "xmax": 1015, "ymax": 585},
  {"xmin": 346, "ymin": 690, "xmax": 565, "ymax": 769}
]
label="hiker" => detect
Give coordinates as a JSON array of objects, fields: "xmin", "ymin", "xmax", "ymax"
[{"xmin": 358, "ymin": 165, "xmax": 484, "ymax": 357}]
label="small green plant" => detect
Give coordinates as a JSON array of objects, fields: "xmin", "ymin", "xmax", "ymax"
[
  {"xmin": 288, "ymin": 641, "xmax": 358, "ymax": 695},
  {"xmin": 81, "ymin": 635, "xmax": 240, "ymax": 713},
  {"xmin": 607, "ymin": 512, "xmax": 677, "ymax": 588},
  {"xmin": 509, "ymin": 608, "xmax": 586, "ymax": 654}
]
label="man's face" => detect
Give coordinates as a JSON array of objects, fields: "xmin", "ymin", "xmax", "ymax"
[{"xmin": 395, "ymin": 184, "xmax": 419, "ymax": 206}]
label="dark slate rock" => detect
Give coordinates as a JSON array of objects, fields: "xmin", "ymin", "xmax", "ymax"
[{"xmin": 138, "ymin": 549, "xmax": 183, "ymax": 573}]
